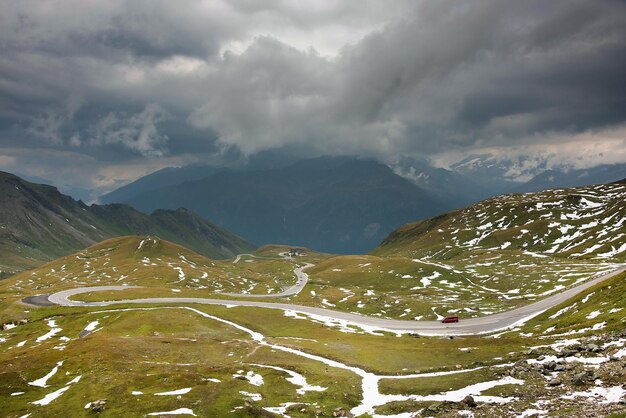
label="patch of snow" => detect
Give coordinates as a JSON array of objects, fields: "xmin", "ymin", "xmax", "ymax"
[
  {"xmin": 549, "ymin": 305, "xmax": 574, "ymax": 319},
  {"xmin": 147, "ymin": 408, "xmax": 196, "ymax": 416},
  {"xmin": 516, "ymin": 409, "xmax": 547, "ymax": 417},
  {"xmin": 31, "ymin": 375, "xmax": 81, "ymax": 406},
  {"xmin": 431, "ymin": 308, "xmax": 445, "ymax": 321},
  {"xmin": 250, "ymin": 364, "xmax": 326, "ymax": 394},
  {"xmin": 84, "ymin": 321, "xmax": 99, "ymax": 332},
  {"xmin": 239, "ymin": 391, "xmax": 262, "ymax": 401},
  {"xmin": 36, "ymin": 319, "xmax": 62, "ymax": 342},
  {"xmin": 264, "ymin": 402, "xmax": 303, "ymax": 417},
  {"xmin": 581, "ymin": 292, "xmax": 595, "ymax": 303},
  {"xmin": 586, "ymin": 310, "xmax": 601, "ymax": 320},
  {"xmin": 562, "ymin": 385, "xmax": 625, "ymax": 404},
  {"xmin": 173, "ymin": 267, "xmax": 185, "ymax": 281},
  {"xmin": 155, "ymin": 387, "xmax": 192, "ymax": 396},
  {"xmin": 233, "ymin": 370, "xmax": 264, "ymax": 386},
  {"xmin": 419, "ymin": 271, "xmax": 441, "ymax": 288},
  {"xmin": 29, "ymin": 361, "xmax": 63, "ymax": 387}
]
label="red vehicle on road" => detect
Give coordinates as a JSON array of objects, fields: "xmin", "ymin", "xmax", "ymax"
[{"xmin": 441, "ymin": 315, "xmax": 459, "ymax": 323}]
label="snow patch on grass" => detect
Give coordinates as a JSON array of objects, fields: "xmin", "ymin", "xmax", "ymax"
[
  {"xmin": 29, "ymin": 361, "xmax": 63, "ymax": 388},
  {"xmin": 31, "ymin": 375, "xmax": 81, "ymax": 406},
  {"xmin": 147, "ymin": 408, "xmax": 196, "ymax": 416},
  {"xmin": 155, "ymin": 387, "xmax": 191, "ymax": 396}
]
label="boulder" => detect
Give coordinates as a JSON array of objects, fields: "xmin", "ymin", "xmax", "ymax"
[
  {"xmin": 543, "ymin": 361, "xmax": 557, "ymax": 371},
  {"xmin": 572, "ymin": 372, "xmax": 587, "ymax": 385},
  {"xmin": 584, "ymin": 344, "xmax": 601, "ymax": 353},
  {"xmin": 462, "ymin": 395, "xmax": 477, "ymax": 408},
  {"xmin": 561, "ymin": 349, "xmax": 577, "ymax": 358},
  {"xmin": 426, "ymin": 402, "xmax": 442, "ymax": 414},
  {"xmin": 91, "ymin": 399, "xmax": 107, "ymax": 412}
]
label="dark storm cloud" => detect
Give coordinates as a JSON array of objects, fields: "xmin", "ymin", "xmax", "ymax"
[
  {"xmin": 188, "ymin": 0, "xmax": 626, "ymax": 156},
  {"xmin": 0, "ymin": 0, "xmax": 625, "ymax": 193}
]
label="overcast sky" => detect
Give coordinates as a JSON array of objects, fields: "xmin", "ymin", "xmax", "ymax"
[{"xmin": 1, "ymin": 0, "xmax": 625, "ymax": 198}]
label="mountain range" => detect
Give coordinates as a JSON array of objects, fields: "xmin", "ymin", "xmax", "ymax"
[
  {"xmin": 100, "ymin": 155, "xmax": 626, "ymax": 254},
  {"xmin": 0, "ymin": 171, "xmax": 255, "ymax": 277},
  {"xmin": 103, "ymin": 157, "xmax": 452, "ymax": 254}
]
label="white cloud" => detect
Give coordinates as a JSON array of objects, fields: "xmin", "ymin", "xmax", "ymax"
[
  {"xmin": 431, "ymin": 125, "xmax": 626, "ymax": 176},
  {"xmin": 90, "ymin": 104, "xmax": 170, "ymax": 157}
]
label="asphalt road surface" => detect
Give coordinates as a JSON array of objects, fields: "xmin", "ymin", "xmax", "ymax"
[{"xmin": 27, "ymin": 266, "xmax": 625, "ymax": 336}]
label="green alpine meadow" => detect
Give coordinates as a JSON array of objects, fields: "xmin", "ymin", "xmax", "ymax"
[{"xmin": 1, "ymin": 177, "xmax": 625, "ymax": 417}]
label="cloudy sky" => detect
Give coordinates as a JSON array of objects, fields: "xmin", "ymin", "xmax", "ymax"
[{"xmin": 1, "ymin": 0, "xmax": 625, "ymax": 198}]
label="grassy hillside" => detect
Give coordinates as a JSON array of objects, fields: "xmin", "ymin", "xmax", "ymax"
[
  {"xmin": 1, "ymin": 247, "xmax": 625, "ymax": 416},
  {"xmin": 0, "ymin": 171, "xmax": 255, "ymax": 276},
  {"xmin": 374, "ymin": 179, "xmax": 626, "ymax": 260},
  {"xmin": 3, "ymin": 236, "xmax": 297, "ymax": 299}
]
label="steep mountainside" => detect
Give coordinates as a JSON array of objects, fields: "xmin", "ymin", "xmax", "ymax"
[
  {"xmin": 100, "ymin": 164, "xmax": 221, "ymax": 204},
  {"xmin": 0, "ymin": 172, "xmax": 255, "ymax": 276},
  {"xmin": 117, "ymin": 157, "xmax": 450, "ymax": 254},
  {"xmin": 375, "ymin": 179, "xmax": 626, "ymax": 261}
]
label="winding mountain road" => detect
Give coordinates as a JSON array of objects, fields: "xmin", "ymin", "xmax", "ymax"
[
  {"xmin": 27, "ymin": 267, "xmax": 625, "ymax": 336},
  {"xmin": 220, "ymin": 263, "xmax": 313, "ymax": 298}
]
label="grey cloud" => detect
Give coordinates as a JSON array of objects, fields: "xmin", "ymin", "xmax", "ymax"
[
  {"xmin": 188, "ymin": 36, "xmax": 335, "ymax": 153},
  {"xmin": 0, "ymin": 0, "xmax": 625, "ymax": 189},
  {"xmin": 185, "ymin": 0, "xmax": 626, "ymax": 157},
  {"xmin": 25, "ymin": 94, "xmax": 84, "ymax": 144},
  {"xmin": 0, "ymin": 1, "xmax": 235, "ymax": 59},
  {"xmin": 89, "ymin": 103, "xmax": 170, "ymax": 157}
]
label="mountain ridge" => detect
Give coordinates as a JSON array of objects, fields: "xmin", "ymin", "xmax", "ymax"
[
  {"xmin": 110, "ymin": 156, "xmax": 451, "ymax": 254},
  {"xmin": 0, "ymin": 171, "xmax": 255, "ymax": 276}
]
